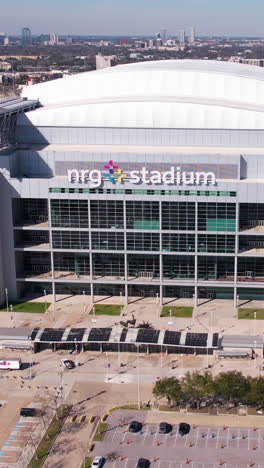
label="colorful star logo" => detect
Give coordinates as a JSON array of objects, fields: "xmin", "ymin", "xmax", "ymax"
[{"xmin": 103, "ymin": 160, "xmax": 127, "ymax": 184}]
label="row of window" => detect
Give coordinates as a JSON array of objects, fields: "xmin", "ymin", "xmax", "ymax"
[
  {"xmin": 49, "ymin": 188, "xmax": 237, "ymax": 197},
  {"xmin": 20, "ymin": 252, "xmax": 264, "ymax": 280},
  {"xmin": 50, "ymin": 200, "xmax": 237, "ymax": 232}
]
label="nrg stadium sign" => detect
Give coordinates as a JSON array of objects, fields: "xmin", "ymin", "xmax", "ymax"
[{"xmin": 68, "ymin": 160, "xmax": 216, "ymax": 188}]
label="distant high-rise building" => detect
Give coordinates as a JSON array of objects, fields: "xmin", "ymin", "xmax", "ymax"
[
  {"xmin": 179, "ymin": 29, "xmax": 185, "ymax": 44},
  {"xmin": 161, "ymin": 28, "xmax": 167, "ymax": 45},
  {"xmin": 96, "ymin": 53, "xmax": 116, "ymax": 70},
  {"xmin": 120, "ymin": 38, "xmax": 130, "ymax": 46},
  {"xmin": 155, "ymin": 32, "xmax": 161, "ymax": 39},
  {"xmin": 188, "ymin": 27, "xmax": 195, "ymax": 44},
  {"xmin": 50, "ymin": 33, "xmax": 59, "ymax": 45},
  {"xmin": 22, "ymin": 27, "xmax": 31, "ymax": 45}
]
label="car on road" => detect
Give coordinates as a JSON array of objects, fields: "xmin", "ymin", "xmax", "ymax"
[
  {"xmin": 91, "ymin": 456, "xmax": 105, "ymax": 468},
  {"xmin": 129, "ymin": 420, "xmax": 142, "ymax": 432},
  {"xmin": 136, "ymin": 458, "xmax": 150, "ymax": 468},
  {"xmin": 60, "ymin": 359, "xmax": 75, "ymax": 369},
  {"xmin": 179, "ymin": 422, "xmax": 190, "ymax": 436},
  {"xmin": 159, "ymin": 422, "xmax": 172, "ymax": 433}
]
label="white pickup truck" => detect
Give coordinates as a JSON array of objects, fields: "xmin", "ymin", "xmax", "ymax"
[{"xmin": 0, "ymin": 358, "xmax": 21, "ymax": 370}]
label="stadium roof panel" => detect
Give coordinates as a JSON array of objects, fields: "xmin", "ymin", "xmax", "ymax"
[{"xmin": 20, "ymin": 60, "xmax": 264, "ymax": 130}]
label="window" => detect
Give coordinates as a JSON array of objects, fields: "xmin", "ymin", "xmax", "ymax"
[
  {"xmin": 90, "ymin": 200, "xmax": 124, "ymax": 229},
  {"xmin": 198, "ymin": 203, "xmax": 236, "ymax": 232},
  {"xmin": 162, "ymin": 202, "xmax": 195, "ymax": 230},
  {"xmin": 162, "ymin": 233, "xmax": 195, "ymax": 252},
  {"xmin": 127, "ymin": 233, "xmax": 160, "ymax": 251},
  {"xmin": 91, "ymin": 232, "xmax": 124, "ymax": 250},
  {"xmin": 126, "ymin": 201, "xmax": 160, "ymax": 230}
]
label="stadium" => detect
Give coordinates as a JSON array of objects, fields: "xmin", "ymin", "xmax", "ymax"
[{"xmin": 1, "ymin": 59, "xmax": 264, "ymax": 305}]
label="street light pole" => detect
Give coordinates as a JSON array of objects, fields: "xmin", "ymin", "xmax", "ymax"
[
  {"xmin": 106, "ymin": 352, "xmax": 110, "ymax": 381},
  {"xmin": 83, "ymin": 290, "xmax": 85, "ymax": 314},
  {"xmin": 29, "ymin": 337, "xmax": 32, "ymax": 380},
  {"xmin": 254, "ymin": 339, "xmax": 257, "ymax": 369},
  {"xmin": 10, "ymin": 304, "xmax": 13, "ymax": 327},
  {"xmin": 5, "ymin": 288, "xmax": 8, "ymax": 314},
  {"xmin": 156, "ymin": 293, "xmax": 159, "ymax": 318},
  {"xmin": 120, "ymin": 291, "xmax": 123, "ymax": 315},
  {"xmin": 137, "ymin": 345, "xmax": 140, "ymax": 409},
  {"xmin": 74, "ymin": 338, "xmax": 78, "ymax": 367},
  {"xmin": 44, "ymin": 289, "xmax": 47, "ymax": 313}
]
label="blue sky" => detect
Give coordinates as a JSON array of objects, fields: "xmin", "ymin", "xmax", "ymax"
[{"xmin": 2, "ymin": 0, "xmax": 264, "ymax": 36}]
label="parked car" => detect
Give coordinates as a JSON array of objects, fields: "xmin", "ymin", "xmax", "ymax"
[
  {"xmin": 136, "ymin": 458, "xmax": 150, "ymax": 468},
  {"xmin": 159, "ymin": 422, "xmax": 172, "ymax": 434},
  {"xmin": 179, "ymin": 422, "xmax": 190, "ymax": 436},
  {"xmin": 20, "ymin": 408, "xmax": 36, "ymax": 417},
  {"xmin": 91, "ymin": 456, "xmax": 105, "ymax": 468},
  {"xmin": 61, "ymin": 359, "xmax": 75, "ymax": 369},
  {"xmin": 129, "ymin": 420, "xmax": 142, "ymax": 433}
]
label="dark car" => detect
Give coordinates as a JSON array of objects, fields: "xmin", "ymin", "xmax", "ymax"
[
  {"xmin": 20, "ymin": 408, "xmax": 36, "ymax": 417},
  {"xmin": 159, "ymin": 422, "xmax": 172, "ymax": 434},
  {"xmin": 179, "ymin": 422, "xmax": 190, "ymax": 436},
  {"xmin": 136, "ymin": 458, "xmax": 150, "ymax": 468},
  {"xmin": 129, "ymin": 420, "xmax": 142, "ymax": 433}
]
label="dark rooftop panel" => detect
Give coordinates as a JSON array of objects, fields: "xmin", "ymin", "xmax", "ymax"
[
  {"xmin": 88, "ymin": 328, "xmax": 112, "ymax": 342},
  {"xmin": 67, "ymin": 328, "xmax": 86, "ymax": 342},
  {"xmin": 163, "ymin": 331, "xmax": 181, "ymax": 346},
  {"xmin": 136, "ymin": 329, "xmax": 160, "ymax": 344}
]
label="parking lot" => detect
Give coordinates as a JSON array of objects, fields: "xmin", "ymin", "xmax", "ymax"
[{"xmin": 92, "ymin": 410, "xmax": 264, "ymax": 468}]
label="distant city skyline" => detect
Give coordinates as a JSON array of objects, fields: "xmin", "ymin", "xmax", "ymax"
[{"xmin": 3, "ymin": 0, "xmax": 264, "ymax": 37}]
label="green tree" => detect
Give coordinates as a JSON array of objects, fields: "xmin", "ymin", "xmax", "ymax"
[
  {"xmin": 214, "ymin": 371, "xmax": 250, "ymax": 402},
  {"xmin": 246, "ymin": 377, "xmax": 264, "ymax": 408},
  {"xmin": 181, "ymin": 371, "xmax": 215, "ymax": 407},
  {"xmin": 153, "ymin": 377, "xmax": 182, "ymax": 407}
]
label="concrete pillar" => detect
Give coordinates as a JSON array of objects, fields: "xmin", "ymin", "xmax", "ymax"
[
  {"xmin": 125, "ymin": 283, "xmax": 128, "ymax": 304},
  {"xmin": 234, "ymin": 286, "xmax": 237, "ymax": 308},
  {"xmin": 90, "ymin": 282, "xmax": 94, "ymax": 304},
  {"xmin": 159, "ymin": 284, "xmax": 163, "ymax": 306},
  {"xmin": 52, "ymin": 281, "xmax": 56, "ymax": 304},
  {"xmin": 194, "ymin": 286, "xmax": 198, "ymax": 307}
]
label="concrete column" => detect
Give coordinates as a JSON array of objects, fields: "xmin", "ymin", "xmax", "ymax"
[
  {"xmin": 125, "ymin": 283, "xmax": 128, "ymax": 304},
  {"xmin": 233, "ymin": 286, "xmax": 237, "ymax": 308},
  {"xmin": 159, "ymin": 253, "xmax": 163, "ymax": 305},
  {"xmin": 52, "ymin": 281, "xmax": 56, "ymax": 304},
  {"xmin": 90, "ymin": 282, "xmax": 94, "ymax": 304},
  {"xmin": 194, "ymin": 286, "xmax": 198, "ymax": 307}
]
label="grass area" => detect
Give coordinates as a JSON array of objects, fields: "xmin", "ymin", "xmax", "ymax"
[
  {"xmin": 89, "ymin": 304, "xmax": 122, "ymax": 316},
  {"xmin": 92, "ymin": 422, "xmax": 108, "ymax": 442},
  {"xmin": 161, "ymin": 306, "xmax": 193, "ymax": 318},
  {"xmin": 81, "ymin": 458, "xmax": 93, "ymax": 468},
  {"xmin": 238, "ymin": 308, "xmax": 264, "ymax": 320},
  {"xmin": 28, "ymin": 405, "xmax": 71, "ymax": 468},
  {"xmin": 0, "ymin": 301, "xmax": 50, "ymax": 313}
]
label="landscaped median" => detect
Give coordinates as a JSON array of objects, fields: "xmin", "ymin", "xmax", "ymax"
[
  {"xmin": 28, "ymin": 405, "xmax": 72, "ymax": 468},
  {"xmin": 0, "ymin": 301, "xmax": 50, "ymax": 313},
  {"xmin": 81, "ymin": 458, "xmax": 93, "ymax": 468},
  {"xmin": 161, "ymin": 306, "xmax": 193, "ymax": 318},
  {"xmin": 238, "ymin": 308, "xmax": 264, "ymax": 319},
  {"xmin": 89, "ymin": 304, "xmax": 122, "ymax": 316},
  {"xmin": 92, "ymin": 422, "xmax": 108, "ymax": 442}
]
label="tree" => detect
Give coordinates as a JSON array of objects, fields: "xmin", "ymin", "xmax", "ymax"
[
  {"xmin": 153, "ymin": 377, "xmax": 182, "ymax": 407},
  {"xmin": 246, "ymin": 376, "xmax": 264, "ymax": 408},
  {"xmin": 214, "ymin": 371, "xmax": 250, "ymax": 402},
  {"xmin": 181, "ymin": 371, "xmax": 215, "ymax": 407}
]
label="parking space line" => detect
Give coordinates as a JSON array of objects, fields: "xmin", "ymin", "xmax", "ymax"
[
  {"xmin": 216, "ymin": 427, "xmax": 220, "ymax": 448},
  {"xmin": 111, "ymin": 425, "xmax": 119, "ymax": 442},
  {"xmin": 173, "ymin": 429, "xmax": 178, "ymax": 447},
  {"xmin": 237, "ymin": 428, "xmax": 240, "ymax": 448},
  {"xmin": 248, "ymin": 429, "xmax": 250, "ymax": 450},
  {"xmin": 195, "ymin": 426, "xmax": 199, "ymax": 448},
  {"xmin": 226, "ymin": 427, "xmax": 230, "ymax": 448}
]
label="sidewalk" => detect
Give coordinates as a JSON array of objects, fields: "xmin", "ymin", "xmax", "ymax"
[{"xmin": 146, "ymin": 409, "xmax": 264, "ymax": 428}]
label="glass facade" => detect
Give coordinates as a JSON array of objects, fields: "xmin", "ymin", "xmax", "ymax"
[
  {"xmin": 162, "ymin": 202, "xmax": 195, "ymax": 230},
  {"xmin": 13, "ymin": 198, "xmax": 264, "ymax": 301},
  {"xmin": 198, "ymin": 203, "xmax": 236, "ymax": 231},
  {"xmin": 126, "ymin": 201, "xmax": 159, "ymax": 230}
]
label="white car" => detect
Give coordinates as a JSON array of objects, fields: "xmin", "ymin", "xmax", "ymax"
[{"xmin": 91, "ymin": 457, "xmax": 105, "ymax": 468}]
